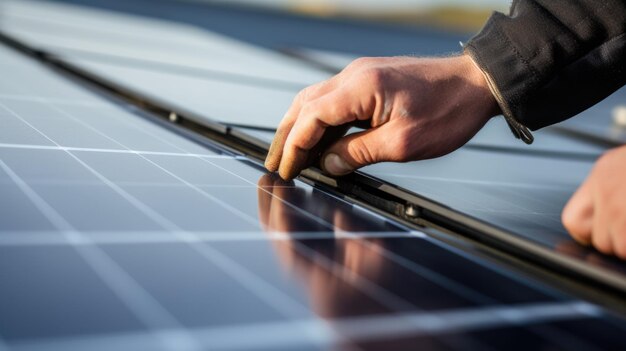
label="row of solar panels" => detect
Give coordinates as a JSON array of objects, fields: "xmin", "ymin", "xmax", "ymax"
[
  {"xmin": 18, "ymin": 0, "xmax": 618, "ymax": 285},
  {"xmin": 3, "ymin": 37, "xmax": 626, "ymax": 351},
  {"xmin": 1, "ymin": 0, "xmax": 626, "ymax": 350}
]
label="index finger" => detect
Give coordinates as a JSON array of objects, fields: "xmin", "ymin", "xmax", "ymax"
[
  {"xmin": 265, "ymin": 80, "xmax": 335, "ymax": 172},
  {"xmin": 264, "ymin": 94, "xmax": 303, "ymax": 173},
  {"xmin": 277, "ymin": 90, "xmax": 360, "ymax": 180}
]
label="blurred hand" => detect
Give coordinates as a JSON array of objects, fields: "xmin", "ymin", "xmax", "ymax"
[
  {"xmin": 562, "ymin": 145, "xmax": 626, "ymax": 259},
  {"xmin": 256, "ymin": 173, "xmax": 388, "ymax": 319},
  {"xmin": 265, "ymin": 55, "xmax": 500, "ymax": 180}
]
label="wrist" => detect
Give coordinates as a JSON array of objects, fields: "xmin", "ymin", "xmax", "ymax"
[{"xmin": 458, "ymin": 54, "xmax": 501, "ymax": 119}]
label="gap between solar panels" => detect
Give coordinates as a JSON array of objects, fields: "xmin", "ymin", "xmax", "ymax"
[{"xmin": 2, "ymin": 31, "xmax": 626, "ymax": 307}]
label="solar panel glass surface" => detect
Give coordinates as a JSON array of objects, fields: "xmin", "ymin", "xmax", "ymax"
[
  {"xmin": 12, "ymin": 0, "xmax": 621, "ymax": 281},
  {"xmin": 239, "ymin": 126, "xmax": 626, "ymax": 276},
  {"xmin": 3, "ymin": 27, "xmax": 626, "ymax": 351},
  {"xmin": 0, "ymin": 0, "xmax": 331, "ymax": 86},
  {"xmin": 3, "ymin": 1, "xmax": 626, "ymax": 349}
]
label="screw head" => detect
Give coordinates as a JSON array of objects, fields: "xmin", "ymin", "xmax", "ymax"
[{"xmin": 405, "ymin": 205, "xmax": 419, "ymax": 218}]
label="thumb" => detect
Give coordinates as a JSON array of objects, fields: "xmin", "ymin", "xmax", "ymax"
[
  {"xmin": 321, "ymin": 128, "xmax": 388, "ymax": 176},
  {"xmin": 562, "ymin": 178, "xmax": 594, "ymax": 245}
]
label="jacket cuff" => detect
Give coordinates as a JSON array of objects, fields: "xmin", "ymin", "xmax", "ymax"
[{"xmin": 464, "ymin": 13, "xmax": 534, "ymax": 144}]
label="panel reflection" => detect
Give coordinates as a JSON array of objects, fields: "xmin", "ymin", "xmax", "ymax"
[
  {"xmin": 249, "ymin": 174, "xmax": 597, "ymax": 350},
  {"xmin": 257, "ymin": 173, "xmax": 400, "ymax": 233}
]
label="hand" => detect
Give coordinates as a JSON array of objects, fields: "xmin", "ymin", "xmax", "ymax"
[
  {"xmin": 562, "ymin": 145, "xmax": 626, "ymax": 259},
  {"xmin": 265, "ymin": 55, "xmax": 500, "ymax": 180}
]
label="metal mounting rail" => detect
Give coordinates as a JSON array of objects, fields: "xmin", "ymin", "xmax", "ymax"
[{"xmin": 2, "ymin": 32, "xmax": 626, "ymax": 309}]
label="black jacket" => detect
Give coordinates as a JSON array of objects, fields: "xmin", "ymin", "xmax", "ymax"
[{"xmin": 465, "ymin": 0, "xmax": 626, "ymax": 144}]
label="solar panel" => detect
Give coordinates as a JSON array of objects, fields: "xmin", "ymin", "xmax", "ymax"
[
  {"xmin": 5, "ymin": 0, "xmax": 622, "ymax": 280},
  {"xmin": 0, "ymin": 0, "xmax": 331, "ymax": 86},
  {"xmin": 233, "ymin": 125, "xmax": 626, "ymax": 278},
  {"xmin": 51, "ymin": 57, "xmax": 299, "ymax": 129},
  {"xmin": 557, "ymin": 89, "xmax": 626, "ymax": 145},
  {"xmin": 5, "ymin": 38, "xmax": 626, "ymax": 350},
  {"xmin": 2, "ymin": 0, "xmax": 626, "ymax": 349},
  {"xmin": 8, "ymin": 0, "xmax": 608, "ymax": 155}
]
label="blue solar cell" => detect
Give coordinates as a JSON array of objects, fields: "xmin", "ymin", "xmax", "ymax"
[{"xmin": 1, "ymin": 1, "xmax": 626, "ymax": 350}]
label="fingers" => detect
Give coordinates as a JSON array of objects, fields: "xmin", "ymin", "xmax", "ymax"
[
  {"xmin": 562, "ymin": 146, "xmax": 626, "ymax": 260},
  {"xmin": 286, "ymin": 91, "xmax": 359, "ymax": 152},
  {"xmin": 265, "ymin": 80, "xmax": 335, "ymax": 173},
  {"xmin": 269, "ymin": 88, "xmax": 364, "ymax": 180},
  {"xmin": 613, "ymin": 217, "xmax": 626, "ymax": 259},
  {"xmin": 321, "ymin": 125, "xmax": 392, "ymax": 176},
  {"xmin": 562, "ymin": 178, "xmax": 594, "ymax": 245},
  {"xmin": 591, "ymin": 197, "xmax": 613, "ymax": 255}
]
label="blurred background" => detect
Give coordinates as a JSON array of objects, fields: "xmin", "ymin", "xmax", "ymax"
[
  {"xmin": 203, "ymin": 0, "xmax": 510, "ymax": 32},
  {"xmin": 18, "ymin": 0, "xmax": 513, "ymax": 66}
]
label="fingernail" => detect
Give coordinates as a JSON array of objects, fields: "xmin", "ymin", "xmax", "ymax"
[{"xmin": 324, "ymin": 153, "xmax": 352, "ymax": 175}]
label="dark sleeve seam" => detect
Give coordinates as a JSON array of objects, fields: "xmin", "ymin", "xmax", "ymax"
[
  {"xmin": 525, "ymin": 0, "xmax": 613, "ymax": 64},
  {"xmin": 490, "ymin": 26, "xmax": 541, "ymax": 111}
]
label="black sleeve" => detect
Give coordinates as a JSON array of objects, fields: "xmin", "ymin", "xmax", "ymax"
[{"xmin": 464, "ymin": 0, "xmax": 626, "ymax": 144}]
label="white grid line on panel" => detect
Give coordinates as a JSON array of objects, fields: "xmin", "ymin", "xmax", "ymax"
[
  {"xmin": 0, "ymin": 99, "xmax": 212, "ymax": 349},
  {"xmin": 2, "ymin": 101, "xmax": 342, "ymax": 346},
  {"xmin": 0, "ymin": 82, "xmax": 598, "ymax": 350},
  {"xmin": 52, "ymin": 103, "xmax": 447, "ymax": 313},
  {"xmin": 48, "ymin": 101, "xmax": 571, "ymax": 350},
  {"xmin": 80, "ymin": 103, "xmax": 215, "ymax": 155},
  {"xmin": 46, "ymin": 101, "xmax": 501, "ymax": 350},
  {"xmin": 197, "ymin": 157, "xmax": 520, "ymax": 315},
  {"xmin": 175, "ymin": 124, "xmax": 602, "ymax": 349},
  {"xmin": 0, "ymin": 159, "xmax": 202, "ymax": 351},
  {"xmin": 8, "ymin": 301, "xmax": 600, "ymax": 351},
  {"xmin": 48, "ymin": 104, "xmax": 263, "ymax": 227},
  {"xmin": 0, "ymin": 93, "xmax": 107, "ymax": 106},
  {"xmin": 0, "ymin": 230, "xmax": 412, "ymax": 246},
  {"xmin": 0, "ymin": 178, "xmax": 294, "ymax": 188},
  {"xmin": 0, "ymin": 142, "xmax": 235, "ymax": 159},
  {"xmin": 375, "ymin": 172, "xmax": 576, "ymax": 191}
]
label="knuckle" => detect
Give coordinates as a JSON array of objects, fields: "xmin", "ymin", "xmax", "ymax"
[
  {"xmin": 285, "ymin": 135, "xmax": 306, "ymax": 154},
  {"xmin": 361, "ymin": 67, "xmax": 386, "ymax": 88},
  {"xmin": 295, "ymin": 86, "xmax": 312, "ymax": 102},
  {"xmin": 349, "ymin": 57, "xmax": 375, "ymax": 68},
  {"xmin": 300, "ymin": 103, "xmax": 330, "ymax": 128},
  {"xmin": 276, "ymin": 117, "xmax": 293, "ymax": 133},
  {"xmin": 347, "ymin": 137, "xmax": 376, "ymax": 165},
  {"xmin": 299, "ymin": 102, "xmax": 317, "ymax": 119},
  {"xmin": 287, "ymin": 123, "xmax": 310, "ymax": 151}
]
